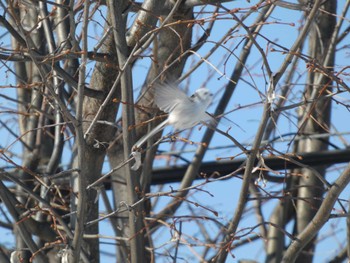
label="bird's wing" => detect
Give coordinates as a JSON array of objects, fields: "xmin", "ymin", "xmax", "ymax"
[{"xmin": 154, "ymin": 83, "xmax": 192, "ymax": 113}]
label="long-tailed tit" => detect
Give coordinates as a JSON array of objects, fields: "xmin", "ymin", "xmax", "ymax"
[{"xmin": 133, "ymin": 83, "xmax": 214, "ymax": 151}]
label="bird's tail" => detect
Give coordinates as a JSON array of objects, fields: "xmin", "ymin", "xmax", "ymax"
[{"xmin": 133, "ymin": 119, "xmax": 168, "ymax": 150}]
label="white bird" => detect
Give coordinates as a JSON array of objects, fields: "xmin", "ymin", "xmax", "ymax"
[{"xmin": 133, "ymin": 83, "xmax": 214, "ymax": 150}]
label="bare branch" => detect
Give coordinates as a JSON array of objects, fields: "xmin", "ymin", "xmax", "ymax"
[{"xmin": 282, "ymin": 162, "xmax": 350, "ymax": 262}]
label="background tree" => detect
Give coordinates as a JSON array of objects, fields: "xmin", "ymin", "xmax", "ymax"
[{"xmin": 0, "ymin": 0, "xmax": 349, "ymax": 262}]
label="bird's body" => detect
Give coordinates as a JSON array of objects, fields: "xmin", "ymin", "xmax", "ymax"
[{"xmin": 133, "ymin": 83, "xmax": 213, "ymax": 150}]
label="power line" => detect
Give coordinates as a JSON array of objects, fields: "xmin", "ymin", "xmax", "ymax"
[{"xmin": 150, "ymin": 148, "xmax": 350, "ymax": 185}]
